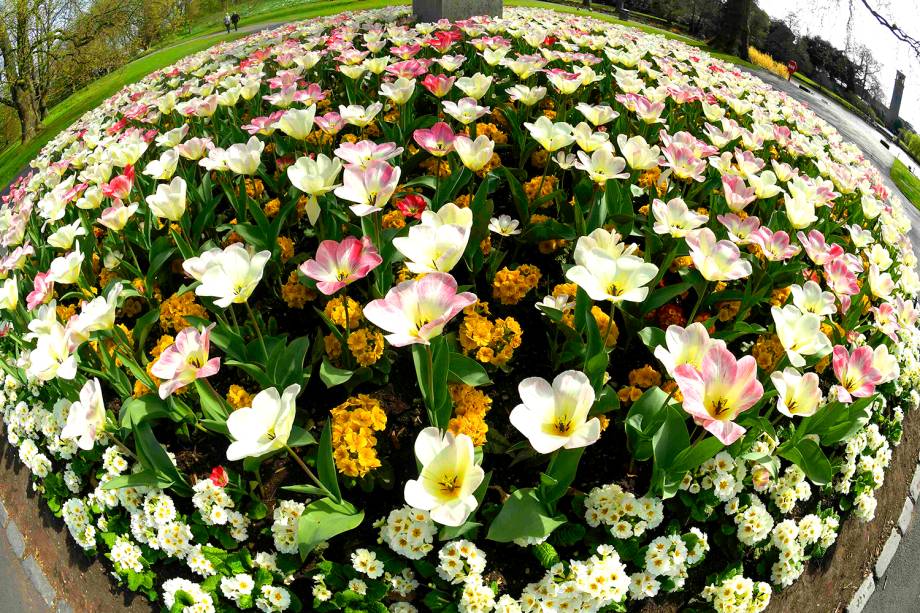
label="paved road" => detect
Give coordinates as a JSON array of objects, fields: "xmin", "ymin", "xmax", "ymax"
[{"xmin": 0, "ymin": 527, "xmax": 47, "ymax": 612}]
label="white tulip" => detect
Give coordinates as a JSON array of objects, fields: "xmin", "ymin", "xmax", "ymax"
[
  {"xmin": 188, "ymin": 243, "xmax": 271, "ymax": 308},
  {"xmin": 509, "ymin": 370, "xmax": 600, "ymax": 454},
  {"xmin": 226, "ymin": 384, "xmax": 301, "ymax": 461},
  {"xmin": 146, "ymin": 176, "xmax": 188, "ymax": 222},
  {"xmin": 404, "ymin": 427, "xmax": 484, "ymax": 527},
  {"xmin": 60, "ymin": 378, "xmax": 105, "ymax": 450}
]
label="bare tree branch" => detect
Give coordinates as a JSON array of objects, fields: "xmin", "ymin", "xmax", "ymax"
[{"xmin": 858, "ymin": 0, "xmax": 920, "ymax": 57}]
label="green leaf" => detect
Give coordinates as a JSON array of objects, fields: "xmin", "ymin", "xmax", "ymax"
[
  {"xmin": 119, "ymin": 395, "xmax": 173, "ymax": 429},
  {"xmin": 448, "ymin": 352, "xmax": 491, "ymax": 387},
  {"xmin": 102, "ymin": 469, "xmax": 166, "ymax": 491},
  {"xmin": 797, "ymin": 395, "xmax": 875, "ymax": 445},
  {"xmin": 281, "ymin": 484, "xmax": 329, "ymax": 497},
  {"xmin": 777, "ymin": 438, "xmax": 833, "ymax": 485},
  {"xmin": 287, "ymin": 426, "xmax": 317, "ymax": 448},
  {"xmin": 194, "ymin": 380, "xmax": 229, "ymax": 422},
  {"xmin": 133, "ymin": 422, "xmax": 191, "ymax": 496},
  {"xmin": 669, "ymin": 437, "xmax": 724, "ymax": 474},
  {"xmin": 642, "ymin": 282, "xmax": 691, "ymax": 314},
  {"xmin": 317, "ymin": 421, "xmax": 341, "ymax": 502},
  {"xmin": 319, "ymin": 357, "xmax": 353, "ymax": 388},
  {"xmin": 539, "ymin": 447, "xmax": 584, "ymax": 505},
  {"xmin": 412, "ymin": 337, "xmax": 452, "ymax": 428},
  {"xmin": 269, "ymin": 336, "xmax": 311, "ymax": 389},
  {"xmin": 496, "ymin": 166, "xmax": 531, "ymax": 224},
  {"xmin": 296, "ymin": 497, "xmax": 364, "ymax": 560},
  {"xmin": 604, "ymin": 177, "xmax": 635, "ymax": 235},
  {"xmin": 486, "ymin": 488, "xmax": 566, "ymax": 543},
  {"xmin": 624, "ymin": 386, "xmax": 670, "ymax": 461},
  {"xmin": 638, "ymin": 326, "xmax": 666, "ymax": 351}
]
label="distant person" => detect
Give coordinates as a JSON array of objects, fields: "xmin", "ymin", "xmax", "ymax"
[
  {"xmin": 224, "ymin": 13, "xmax": 232, "ymax": 34},
  {"xmin": 231, "ymin": 12, "xmax": 240, "ymax": 31}
]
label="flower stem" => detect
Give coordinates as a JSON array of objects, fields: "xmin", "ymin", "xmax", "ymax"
[
  {"xmin": 341, "ymin": 288, "xmax": 352, "ymax": 367},
  {"xmin": 243, "ymin": 301, "xmax": 268, "ymax": 361},
  {"xmin": 687, "ymin": 281, "xmax": 711, "ymax": 324},
  {"xmin": 284, "ymin": 444, "xmax": 332, "ymax": 497},
  {"xmin": 601, "ymin": 301, "xmax": 617, "ymax": 351}
]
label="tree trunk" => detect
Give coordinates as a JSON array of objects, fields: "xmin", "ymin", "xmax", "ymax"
[
  {"xmin": 13, "ymin": 85, "xmax": 39, "ymax": 142},
  {"xmin": 711, "ymin": 0, "xmax": 752, "ymax": 60}
]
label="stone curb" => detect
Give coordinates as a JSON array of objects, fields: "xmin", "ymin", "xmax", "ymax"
[
  {"xmin": 0, "ymin": 498, "xmax": 73, "ymax": 611},
  {"xmin": 846, "ymin": 454, "xmax": 920, "ymax": 613}
]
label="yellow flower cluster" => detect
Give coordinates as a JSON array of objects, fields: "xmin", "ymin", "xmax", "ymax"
[
  {"xmin": 523, "ymin": 175, "xmax": 558, "ymax": 206},
  {"xmin": 56, "ymin": 303, "xmax": 77, "ymax": 322},
  {"xmin": 325, "ymin": 296, "xmax": 363, "ymax": 330},
  {"xmin": 769, "ymin": 286, "xmax": 791, "ymax": 307},
  {"xmin": 264, "ymin": 198, "xmax": 281, "ymax": 217},
  {"xmin": 382, "ymin": 209, "xmax": 406, "ymax": 229},
  {"xmin": 226, "ymin": 384, "xmax": 255, "ymax": 410},
  {"xmin": 752, "ymin": 334, "xmax": 785, "ymax": 371},
  {"xmin": 591, "ymin": 306, "xmax": 619, "ymax": 348},
  {"xmin": 277, "ymin": 236, "xmax": 294, "ymax": 263},
  {"xmin": 748, "ymin": 47, "xmax": 790, "ymax": 79},
  {"xmin": 475, "ymin": 122, "xmax": 508, "ymax": 144},
  {"xmin": 244, "ymin": 178, "xmax": 265, "ymax": 200},
  {"xmin": 160, "ymin": 291, "xmax": 209, "ymax": 332},
  {"xmin": 281, "ymin": 271, "xmax": 316, "ymax": 309},
  {"xmin": 347, "ymin": 328, "xmax": 385, "ymax": 367},
  {"xmin": 717, "ymin": 300, "xmax": 741, "ymax": 322},
  {"xmin": 331, "ymin": 395, "xmax": 387, "ymax": 478},
  {"xmin": 492, "ymin": 264, "xmax": 541, "ymax": 305},
  {"xmin": 448, "ymin": 384, "xmax": 492, "ymax": 446},
  {"xmin": 628, "ymin": 365, "xmax": 661, "ymax": 389},
  {"xmin": 420, "ymin": 157, "xmax": 451, "ymax": 178},
  {"xmin": 458, "ymin": 302, "xmax": 523, "ymax": 367}
]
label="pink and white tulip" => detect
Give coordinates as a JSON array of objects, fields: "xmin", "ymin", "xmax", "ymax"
[
  {"xmin": 334, "ymin": 160, "xmax": 401, "ymax": 217},
  {"xmin": 150, "ymin": 324, "xmax": 221, "ymax": 398},
  {"xmin": 685, "ymin": 228, "xmax": 752, "ymax": 281},
  {"xmin": 363, "ymin": 273, "xmax": 476, "ymax": 347},
  {"xmin": 674, "ymin": 345, "xmax": 763, "ymax": 445},
  {"xmin": 299, "ymin": 236, "xmax": 382, "ymax": 295},
  {"xmin": 832, "ymin": 345, "xmax": 882, "ymax": 403}
]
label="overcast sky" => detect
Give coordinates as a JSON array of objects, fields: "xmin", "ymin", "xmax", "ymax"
[{"xmin": 759, "ymin": 0, "xmax": 920, "ymax": 128}]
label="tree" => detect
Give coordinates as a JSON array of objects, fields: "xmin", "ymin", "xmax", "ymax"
[
  {"xmin": 711, "ymin": 0, "xmax": 753, "ymax": 60},
  {"xmin": 0, "ymin": 0, "xmax": 137, "ymax": 142}
]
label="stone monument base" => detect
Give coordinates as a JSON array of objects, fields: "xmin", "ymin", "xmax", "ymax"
[{"xmin": 412, "ymin": 0, "xmax": 503, "ymax": 21}]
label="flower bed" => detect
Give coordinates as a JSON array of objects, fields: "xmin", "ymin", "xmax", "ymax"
[{"xmin": 1, "ymin": 5, "xmax": 919, "ymax": 613}]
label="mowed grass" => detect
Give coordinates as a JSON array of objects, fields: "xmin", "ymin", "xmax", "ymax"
[{"xmin": 891, "ymin": 159, "xmax": 920, "ymax": 211}]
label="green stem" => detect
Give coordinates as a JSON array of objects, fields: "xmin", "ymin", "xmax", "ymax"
[
  {"xmin": 243, "ymin": 301, "xmax": 268, "ymax": 361},
  {"xmin": 341, "ymin": 288, "xmax": 353, "ymax": 367},
  {"xmin": 601, "ymin": 300, "xmax": 617, "ymax": 351},
  {"xmin": 687, "ymin": 281, "xmax": 711, "ymax": 324},
  {"xmin": 228, "ymin": 305, "xmax": 242, "ymax": 335},
  {"xmin": 284, "ymin": 444, "xmax": 332, "ymax": 497}
]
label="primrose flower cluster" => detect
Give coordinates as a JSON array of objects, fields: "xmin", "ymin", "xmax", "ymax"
[{"xmin": 0, "ymin": 4, "xmax": 918, "ymax": 612}]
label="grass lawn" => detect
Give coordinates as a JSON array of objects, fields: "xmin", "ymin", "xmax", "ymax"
[{"xmin": 891, "ymin": 159, "xmax": 920, "ymax": 211}]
